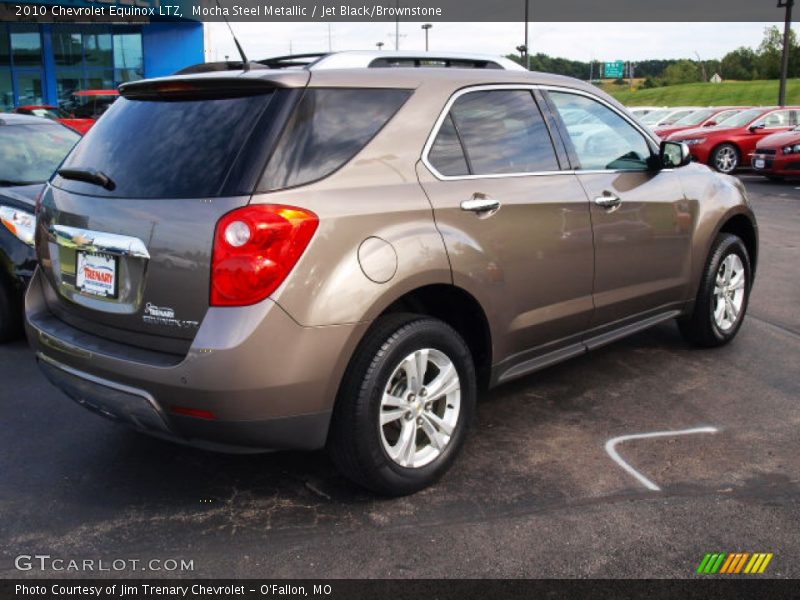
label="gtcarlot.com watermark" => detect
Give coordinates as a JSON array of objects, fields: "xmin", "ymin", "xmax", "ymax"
[{"xmin": 15, "ymin": 554, "xmax": 194, "ymax": 573}]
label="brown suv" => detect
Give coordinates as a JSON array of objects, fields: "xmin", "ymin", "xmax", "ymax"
[{"xmin": 26, "ymin": 59, "xmax": 757, "ymax": 495}]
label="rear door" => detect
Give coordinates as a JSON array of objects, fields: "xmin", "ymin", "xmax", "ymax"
[
  {"xmin": 544, "ymin": 89, "xmax": 694, "ymax": 332},
  {"xmin": 35, "ymin": 79, "xmax": 302, "ymax": 355},
  {"xmin": 417, "ymin": 87, "xmax": 595, "ymax": 376}
]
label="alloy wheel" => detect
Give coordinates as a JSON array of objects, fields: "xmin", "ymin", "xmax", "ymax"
[
  {"xmin": 713, "ymin": 253, "xmax": 746, "ymax": 331},
  {"xmin": 714, "ymin": 146, "xmax": 738, "ymax": 173},
  {"xmin": 379, "ymin": 348, "xmax": 461, "ymax": 469}
]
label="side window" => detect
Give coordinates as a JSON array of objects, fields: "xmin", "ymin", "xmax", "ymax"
[
  {"xmin": 548, "ymin": 91, "xmax": 652, "ymax": 171},
  {"xmin": 430, "ymin": 89, "xmax": 559, "ymax": 176},
  {"xmin": 428, "ymin": 113, "xmax": 469, "ymax": 176},
  {"xmin": 763, "ymin": 110, "xmax": 799, "ymax": 128},
  {"xmin": 260, "ymin": 88, "xmax": 411, "ymax": 191}
]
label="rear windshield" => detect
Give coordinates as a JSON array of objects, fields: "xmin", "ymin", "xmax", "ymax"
[
  {"xmin": 55, "ymin": 93, "xmax": 280, "ymax": 198},
  {"xmin": 0, "ymin": 123, "xmax": 79, "ymax": 186}
]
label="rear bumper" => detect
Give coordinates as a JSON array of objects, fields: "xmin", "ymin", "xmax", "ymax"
[{"xmin": 25, "ymin": 268, "xmax": 368, "ymax": 452}]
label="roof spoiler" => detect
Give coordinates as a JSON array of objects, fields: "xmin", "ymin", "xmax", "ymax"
[{"xmin": 119, "ymin": 77, "xmax": 284, "ymax": 100}]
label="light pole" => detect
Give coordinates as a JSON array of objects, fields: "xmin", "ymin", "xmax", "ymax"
[
  {"xmin": 376, "ymin": 41, "xmax": 384, "ymax": 51},
  {"xmin": 516, "ymin": 44, "xmax": 527, "ymax": 65},
  {"xmin": 421, "ymin": 23, "xmax": 432, "ymax": 51},
  {"xmin": 523, "ymin": 0, "xmax": 530, "ymax": 70},
  {"xmin": 778, "ymin": 0, "xmax": 794, "ymax": 106}
]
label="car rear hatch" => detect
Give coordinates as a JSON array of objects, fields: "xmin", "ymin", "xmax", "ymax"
[{"xmin": 35, "ymin": 73, "xmax": 307, "ymax": 356}]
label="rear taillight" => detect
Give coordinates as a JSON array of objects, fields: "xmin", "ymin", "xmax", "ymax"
[{"xmin": 210, "ymin": 204, "xmax": 318, "ymax": 307}]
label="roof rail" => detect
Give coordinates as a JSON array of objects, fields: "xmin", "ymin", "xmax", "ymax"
[{"xmin": 173, "ymin": 51, "xmax": 526, "ymax": 76}]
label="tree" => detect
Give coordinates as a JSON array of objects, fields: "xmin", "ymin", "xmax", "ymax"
[
  {"xmin": 757, "ymin": 25, "xmax": 794, "ymax": 79},
  {"xmin": 720, "ymin": 47, "xmax": 759, "ymax": 80},
  {"xmin": 662, "ymin": 60, "xmax": 702, "ymax": 85}
]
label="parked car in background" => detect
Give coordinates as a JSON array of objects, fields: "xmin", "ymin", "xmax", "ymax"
[
  {"xmin": 57, "ymin": 90, "xmax": 119, "ymax": 135},
  {"xmin": 0, "ymin": 114, "xmax": 79, "ymax": 342},
  {"xmin": 750, "ymin": 126, "xmax": 800, "ymax": 180},
  {"xmin": 27, "ymin": 59, "xmax": 758, "ymax": 495},
  {"xmin": 639, "ymin": 107, "xmax": 699, "ymax": 128},
  {"xmin": 668, "ymin": 106, "xmax": 800, "ymax": 174},
  {"xmin": 12, "ymin": 105, "xmax": 67, "ymax": 120},
  {"xmin": 11, "ymin": 104, "xmax": 88, "ymax": 135},
  {"xmin": 653, "ymin": 107, "xmax": 746, "ymax": 139},
  {"xmin": 628, "ymin": 106, "xmax": 665, "ymax": 118}
]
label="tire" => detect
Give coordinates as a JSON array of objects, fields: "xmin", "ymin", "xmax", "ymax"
[
  {"xmin": 710, "ymin": 143, "xmax": 740, "ymax": 174},
  {"xmin": 328, "ymin": 314, "xmax": 477, "ymax": 496},
  {"xmin": 678, "ymin": 233, "xmax": 752, "ymax": 347},
  {"xmin": 0, "ymin": 280, "xmax": 23, "ymax": 343}
]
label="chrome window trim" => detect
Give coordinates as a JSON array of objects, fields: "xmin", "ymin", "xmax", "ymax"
[{"xmin": 420, "ymin": 83, "xmax": 661, "ymax": 182}]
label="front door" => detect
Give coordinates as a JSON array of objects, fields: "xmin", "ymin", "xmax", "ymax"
[
  {"xmin": 417, "ymin": 87, "xmax": 595, "ymax": 375},
  {"xmin": 545, "ymin": 90, "xmax": 695, "ymax": 331}
]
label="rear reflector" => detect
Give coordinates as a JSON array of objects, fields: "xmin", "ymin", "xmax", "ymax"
[
  {"xmin": 210, "ymin": 204, "xmax": 318, "ymax": 307},
  {"xmin": 169, "ymin": 406, "xmax": 217, "ymax": 420}
]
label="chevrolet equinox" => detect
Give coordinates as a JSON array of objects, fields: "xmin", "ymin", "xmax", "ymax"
[{"xmin": 27, "ymin": 57, "xmax": 757, "ymax": 495}]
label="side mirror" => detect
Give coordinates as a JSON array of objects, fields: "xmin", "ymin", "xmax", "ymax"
[
  {"xmin": 749, "ymin": 123, "xmax": 765, "ymax": 132},
  {"xmin": 659, "ymin": 140, "xmax": 691, "ymax": 168}
]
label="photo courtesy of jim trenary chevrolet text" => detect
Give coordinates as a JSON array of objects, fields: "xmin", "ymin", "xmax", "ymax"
[{"xmin": 0, "ymin": 0, "xmax": 798, "ymax": 597}]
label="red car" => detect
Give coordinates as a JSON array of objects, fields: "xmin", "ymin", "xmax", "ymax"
[
  {"xmin": 11, "ymin": 105, "xmax": 85, "ymax": 134},
  {"xmin": 750, "ymin": 127, "xmax": 800, "ymax": 180},
  {"xmin": 57, "ymin": 90, "xmax": 120, "ymax": 135},
  {"xmin": 653, "ymin": 106, "xmax": 746, "ymax": 139},
  {"xmin": 667, "ymin": 106, "xmax": 800, "ymax": 174}
]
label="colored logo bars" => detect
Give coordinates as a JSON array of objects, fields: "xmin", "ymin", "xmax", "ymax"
[{"xmin": 697, "ymin": 552, "xmax": 773, "ymax": 574}]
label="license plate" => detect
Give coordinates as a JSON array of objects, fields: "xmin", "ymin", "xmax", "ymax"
[
  {"xmin": 754, "ymin": 158, "xmax": 765, "ymax": 169},
  {"xmin": 76, "ymin": 252, "xmax": 117, "ymax": 298}
]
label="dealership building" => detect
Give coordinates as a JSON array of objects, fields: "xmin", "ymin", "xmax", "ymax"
[{"xmin": 0, "ymin": 0, "xmax": 205, "ymax": 111}]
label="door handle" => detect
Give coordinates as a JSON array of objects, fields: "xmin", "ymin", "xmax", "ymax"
[
  {"xmin": 461, "ymin": 197, "xmax": 501, "ymax": 214},
  {"xmin": 594, "ymin": 194, "xmax": 622, "ymax": 209}
]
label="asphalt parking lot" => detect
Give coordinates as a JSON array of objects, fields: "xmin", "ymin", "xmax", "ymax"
[{"xmin": 1, "ymin": 175, "xmax": 798, "ymax": 579}]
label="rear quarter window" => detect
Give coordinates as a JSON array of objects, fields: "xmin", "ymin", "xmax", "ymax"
[{"xmin": 259, "ymin": 88, "xmax": 411, "ymax": 191}]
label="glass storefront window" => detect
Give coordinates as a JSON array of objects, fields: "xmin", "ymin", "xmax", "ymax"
[
  {"xmin": 84, "ymin": 69, "xmax": 114, "ymax": 90},
  {"xmin": 0, "ymin": 68, "xmax": 13, "ymax": 112},
  {"xmin": 53, "ymin": 30, "xmax": 82, "ymax": 67},
  {"xmin": 83, "ymin": 32, "xmax": 112, "ymax": 68},
  {"xmin": 10, "ymin": 26, "xmax": 42, "ymax": 67},
  {"xmin": 15, "ymin": 71, "xmax": 43, "ymax": 105},
  {"xmin": 56, "ymin": 68, "xmax": 83, "ymax": 103},
  {"xmin": 113, "ymin": 33, "xmax": 142, "ymax": 70},
  {"xmin": 0, "ymin": 28, "xmax": 9, "ymax": 66}
]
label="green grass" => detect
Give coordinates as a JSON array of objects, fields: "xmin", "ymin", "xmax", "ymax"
[{"xmin": 602, "ymin": 79, "xmax": 800, "ymax": 107}]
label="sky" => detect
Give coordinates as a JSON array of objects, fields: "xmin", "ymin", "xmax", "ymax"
[{"xmin": 206, "ymin": 21, "xmax": 797, "ymax": 64}]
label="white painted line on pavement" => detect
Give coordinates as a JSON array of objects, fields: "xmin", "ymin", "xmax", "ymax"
[{"xmin": 605, "ymin": 427, "xmax": 719, "ymax": 492}]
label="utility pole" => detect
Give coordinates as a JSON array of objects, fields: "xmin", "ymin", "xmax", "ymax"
[
  {"xmin": 778, "ymin": 0, "xmax": 794, "ymax": 106},
  {"xmin": 327, "ymin": 23, "xmax": 332, "ymax": 52},
  {"xmin": 629, "ymin": 61, "xmax": 635, "ymax": 90},
  {"xmin": 422, "ymin": 23, "xmax": 432, "ymax": 51},
  {"xmin": 395, "ymin": 0, "xmax": 400, "ymax": 50},
  {"xmin": 523, "ymin": 0, "xmax": 530, "ymax": 70}
]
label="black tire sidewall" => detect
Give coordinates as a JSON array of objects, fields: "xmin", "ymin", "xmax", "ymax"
[
  {"xmin": 702, "ymin": 235, "xmax": 751, "ymax": 343},
  {"xmin": 355, "ymin": 319, "xmax": 476, "ymax": 494}
]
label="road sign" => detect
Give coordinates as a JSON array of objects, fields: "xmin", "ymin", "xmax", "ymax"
[{"xmin": 604, "ymin": 61, "xmax": 625, "ymax": 79}]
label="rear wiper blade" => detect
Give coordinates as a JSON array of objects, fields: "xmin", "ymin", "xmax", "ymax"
[
  {"xmin": 0, "ymin": 180, "xmax": 41, "ymax": 187},
  {"xmin": 57, "ymin": 167, "xmax": 115, "ymax": 191}
]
